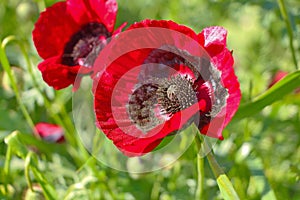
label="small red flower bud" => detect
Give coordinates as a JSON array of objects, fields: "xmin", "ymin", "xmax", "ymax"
[{"xmin": 34, "ymin": 123, "xmax": 65, "ymax": 143}]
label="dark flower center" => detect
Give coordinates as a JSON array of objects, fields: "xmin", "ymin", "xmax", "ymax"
[
  {"xmin": 62, "ymin": 22, "xmax": 111, "ymax": 67},
  {"xmin": 128, "ymin": 83, "xmax": 161, "ymax": 132},
  {"xmin": 156, "ymin": 75, "xmax": 197, "ymax": 115},
  {"xmin": 127, "ymin": 45, "xmax": 228, "ymax": 133},
  {"xmin": 128, "ymin": 75, "xmax": 198, "ymax": 132}
]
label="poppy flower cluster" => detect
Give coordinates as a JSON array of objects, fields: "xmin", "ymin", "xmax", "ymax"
[{"xmin": 33, "ymin": 0, "xmax": 241, "ymax": 156}]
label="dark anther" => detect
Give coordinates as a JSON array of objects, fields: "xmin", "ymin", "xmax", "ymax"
[
  {"xmin": 62, "ymin": 22, "xmax": 111, "ymax": 67},
  {"xmin": 128, "ymin": 83, "xmax": 162, "ymax": 132}
]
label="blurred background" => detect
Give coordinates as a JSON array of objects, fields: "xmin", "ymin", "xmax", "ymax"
[{"xmin": 0, "ymin": 0, "xmax": 299, "ymax": 199}]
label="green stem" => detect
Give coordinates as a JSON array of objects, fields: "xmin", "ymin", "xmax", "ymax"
[
  {"xmin": 194, "ymin": 135, "xmax": 204, "ymax": 200},
  {"xmin": 18, "ymin": 42, "xmax": 67, "ymax": 130},
  {"xmin": 76, "ymin": 157, "xmax": 116, "ymax": 200},
  {"xmin": 196, "ymin": 153, "xmax": 204, "ymax": 199},
  {"xmin": 0, "ymin": 37, "xmax": 35, "ymax": 130},
  {"xmin": 25, "ymin": 153, "xmax": 34, "ymax": 192},
  {"xmin": 18, "ymin": 40, "xmax": 89, "ymax": 163},
  {"xmin": 31, "ymin": 167, "xmax": 57, "ymax": 200},
  {"xmin": 26, "ymin": 152, "xmax": 57, "ymax": 200},
  {"xmin": 60, "ymin": 106, "xmax": 88, "ymax": 157},
  {"xmin": 18, "ymin": 42, "xmax": 40, "ymax": 91},
  {"xmin": 193, "ymin": 129, "xmax": 240, "ymax": 200},
  {"xmin": 150, "ymin": 174, "xmax": 163, "ymax": 200},
  {"xmin": 17, "ymin": 41, "xmax": 77, "ymax": 147},
  {"xmin": 206, "ymin": 148, "xmax": 224, "ymax": 178},
  {"xmin": 3, "ymin": 145, "xmax": 12, "ymax": 194},
  {"xmin": 277, "ymin": 0, "xmax": 298, "ymax": 70},
  {"xmin": 1, "ymin": 37, "xmax": 88, "ymax": 166}
]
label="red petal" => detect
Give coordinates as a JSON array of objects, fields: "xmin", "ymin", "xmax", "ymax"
[
  {"xmin": 129, "ymin": 19, "xmax": 198, "ymax": 40},
  {"xmin": 38, "ymin": 56, "xmax": 78, "ymax": 89},
  {"xmin": 67, "ymin": 0, "xmax": 117, "ymax": 32},
  {"xmin": 199, "ymin": 26, "xmax": 228, "ymax": 57},
  {"xmin": 199, "ymin": 27, "xmax": 241, "ymax": 138},
  {"xmin": 32, "ymin": 2, "xmax": 79, "ymax": 59}
]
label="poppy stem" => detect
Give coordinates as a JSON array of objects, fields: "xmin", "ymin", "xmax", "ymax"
[
  {"xmin": 150, "ymin": 174, "xmax": 163, "ymax": 200},
  {"xmin": 2, "ymin": 37, "xmax": 89, "ymax": 166},
  {"xmin": 20, "ymin": 40, "xmax": 89, "ymax": 163},
  {"xmin": 3, "ymin": 145, "xmax": 12, "ymax": 194},
  {"xmin": 0, "ymin": 36, "xmax": 35, "ymax": 130},
  {"xmin": 25, "ymin": 152, "xmax": 35, "ymax": 192},
  {"xmin": 277, "ymin": 0, "xmax": 298, "ymax": 70},
  {"xmin": 205, "ymin": 144, "xmax": 224, "ymax": 178},
  {"xmin": 194, "ymin": 134, "xmax": 205, "ymax": 200},
  {"xmin": 17, "ymin": 40, "xmax": 72, "ymax": 141},
  {"xmin": 193, "ymin": 125, "xmax": 240, "ymax": 200}
]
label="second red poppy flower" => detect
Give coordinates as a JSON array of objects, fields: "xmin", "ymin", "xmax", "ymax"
[{"xmin": 32, "ymin": 0, "xmax": 125, "ymax": 90}]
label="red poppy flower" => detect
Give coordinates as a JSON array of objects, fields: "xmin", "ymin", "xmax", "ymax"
[
  {"xmin": 32, "ymin": 0, "xmax": 125, "ymax": 90},
  {"xmin": 34, "ymin": 123, "xmax": 65, "ymax": 143},
  {"xmin": 93, "ymin": 20, "xmax": 241, "ymax": 156}
]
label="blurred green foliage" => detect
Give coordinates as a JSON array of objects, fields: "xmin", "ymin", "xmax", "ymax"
[{"xmin": 0, "ymin": 0, "xmax": 300, "ymax": 199}]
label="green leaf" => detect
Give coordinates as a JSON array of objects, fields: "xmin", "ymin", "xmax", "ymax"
[
  {"xmin": 4, "ymin": 131, "xmax": 28, "ymax": 159},
  {"xmin": 206, "ymin": 151, "xmax": 240, "ymax": 200},
  {"xmin": 4, "ymin": 130, "xmax": 68, "ymax": 157},
  {"xmin": 216, "ymin": 175, "xmax": 240, "ymax": 200},
  {"xmin": 233, "ymin": 70, "xmax": 300, "ymax": 120},
  {"xmin": 17, "ymin": 132, "xmax": 68, "ymax": 156}
]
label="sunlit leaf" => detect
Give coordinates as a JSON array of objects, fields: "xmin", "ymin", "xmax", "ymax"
[{"xmin": 233, "ymin": 70, "xmax": 300, "ymax": 120}]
